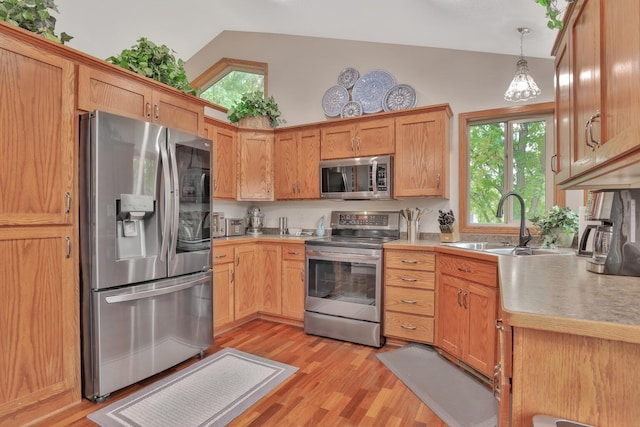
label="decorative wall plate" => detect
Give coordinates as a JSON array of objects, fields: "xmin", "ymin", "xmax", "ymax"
[
  {"xmin": 337, "ymin": 67, "xmax": 359, "ymax": 89},
  {"xmin": 322, "ymin": 85, "xmax": 350, "ymax": 117},
  {"xmin": 382, "ymin": 84, "xmax": 417, "ymax": 112},
  {"xmin": 351, "ymin": 70, "xmax": 396, "ymax": 114},
  {"xmin": 340, "ymin": 101, "xmax": 363, "ymax": 118}
]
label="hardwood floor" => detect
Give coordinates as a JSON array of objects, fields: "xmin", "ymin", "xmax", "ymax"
[{"xmin": 36, "ymin": 320, "xmax": 447, "ymax": 426}]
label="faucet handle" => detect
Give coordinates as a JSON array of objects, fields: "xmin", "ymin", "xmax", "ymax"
[{"xmin": 522, "ymin": 227, "xmax": 533, "ymax": 247}]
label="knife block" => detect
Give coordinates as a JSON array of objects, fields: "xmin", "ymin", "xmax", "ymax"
[{"xmin": 440, "ymin": 222, "xmax": 460, "ymax": 242}]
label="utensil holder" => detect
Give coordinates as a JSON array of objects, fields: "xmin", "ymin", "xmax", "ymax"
[
  {"xmin": 408, "ymin": 219, "xmax": 419, "ymax": 243},
  {"xmin": 440, "ymin": 222, "xmax": 460, "ymax": 242}
]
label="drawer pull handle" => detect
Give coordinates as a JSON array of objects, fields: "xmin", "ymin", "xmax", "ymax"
[
  {"xmin": 288, "ymin": 251, "xmax": 300, "ymax": 255},
  {"xmin": 400, "ymin": 277, "xmax": 418, "ymax": 282},
  {"xmin": 400, "ymin": 324, "xmax": 417, "ymax": 330},
  {"xmin": 401, "ymin": 299, "xmax": 417, "ymax": 304},
  {"xmin": 214, "ymin": 254, "xmax": 227, "ymax": 259},
  {"xmin": 401, "ymin": 259, "xmax": 418, "ymax": 264},
  {"xmin": 457, "ymin": 267, "xmax": 472, "ymax": 273}
]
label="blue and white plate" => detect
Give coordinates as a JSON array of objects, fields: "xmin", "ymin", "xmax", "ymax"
[
  {"xmin": 351, "ymin": 70, "xmax": 396, "ymax": 114},
  {"xmin": 340, "ymin": 101, "xmax": 363, "ymax": 118},
  {"xmin": 322, "ymin": 85, "xmax": 350, "ymax": 117},
  {"xmin": 337, "ymin": 67, "xmax": 359, "ymax": 89},
  {"xmin": 382, "ymin": 84, "xmax": 417, "ymax": 112}
]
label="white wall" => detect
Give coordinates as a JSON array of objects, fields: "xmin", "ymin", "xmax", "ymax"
[{"xmin": 186, "ymin": 31, "xmax": 580, "ymax": 234}]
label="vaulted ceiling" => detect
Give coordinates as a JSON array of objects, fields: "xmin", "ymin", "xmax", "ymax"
[{"xmin": 54, "ymin": 0, "xmax": 563, "ymax": 63}]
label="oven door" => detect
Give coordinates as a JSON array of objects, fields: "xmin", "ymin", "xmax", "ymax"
[{"xmin": 305, "ymin": 246, "xmax": 382, "ymax": 322}]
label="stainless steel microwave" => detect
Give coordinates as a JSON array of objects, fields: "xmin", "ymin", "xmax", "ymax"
[{"xmin": 320, "ymin": 155, "xmax": 393, "ymax": 200}]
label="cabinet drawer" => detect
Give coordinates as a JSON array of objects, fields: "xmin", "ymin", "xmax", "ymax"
[
  {"xmin": 438, "ymin": 254, "xmax": 497, "ymax": 287},
  {"xmin": 282, "ymin": 244, "xmax": 305, "ymax": 261},
  {"xmin": 385, "ymin": 287, "xmax": 434, "ymax": 316},
  {"xmin": 385, "ymin": 250, "xmax": 435, "ymax": 271},
  {"xmin": 385, "ymin": 269, "xmax": 434, "ymax": 290},
  {"xmin": 212, "ymin": 245, "xmax": 234, "ymax": 264},
  {"xmin": 384, "ymin": 312, "xmax": 434, "ymax": 343}
]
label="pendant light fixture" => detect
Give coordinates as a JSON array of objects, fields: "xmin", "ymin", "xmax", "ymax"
[{"xmin": 504, "ymin": 27, "xmax": 541, "ymax": 102}]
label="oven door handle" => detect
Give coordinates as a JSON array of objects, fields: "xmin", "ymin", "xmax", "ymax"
[{"xmin": 306, "ymin": 250, "xmax": 380, "ymax": 262}]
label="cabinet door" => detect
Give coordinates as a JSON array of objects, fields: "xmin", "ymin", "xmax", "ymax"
[
  {"xmin": 238, "ymin": 131, "xmax": 274, "ymax": 200},
  {"xmin": 436, "ymin": 274, "xmax": 466, "ymax": 358},
  {"xmin": 321, "ymin": 123, "xmax": 356, "ymax": 159},
  {"xmin": 234, "ymin": 245, "xmax": 259, "ymax": 319},
  {"xmin": 554, "ymin": 34, "xmax": 572, "ymax": 183},
  {"xmin": 0, "ymin": 227, "xmax": 79, "ymax": 424},
  {"xmin": 77, "ymin": 64, "xmax": 152, "ymax": 120},
  {"xmin": 356, "ymin": 117, "xmax": 395, "ymax": 157},
  {"xmin": 274, "ymin": 131, "xmax": 298, "ymax": 199},
  {"xmin": 0, "ymin": 35, "xmax": 75, "ymax": 226},
  {"xmin": 282, "ymin": 259, "xmax": 305, "ymax": 320},
  {"xmin": 210, "ymin": 124, "xmax": 237, "ymax": 199},
  {"xmin": 598, "ymin": 0, "xmax": 640, "ymax": 163},
  {"xmin": 152, "ymin": 90, "xmax": 203, "ymax": 135},
  {"xmin": 465, "ymin": 282, "xmax": 497, "ymax": 377},
  {"xmin": 213, "ymin": 262, "xmax": 234, "ymax": 330},
  {"xmin": 260, "ymin": 244, "xmax": 282, "ymax": 315},
  {"xmin": 570, "ymin": 0, "xmax": 600, "ymax": 176},
  {"xmin": 296, "ymin": 129, "xmax": 321, "ymax": 199},
  {"xmin": 394, "ymin": 111, "xmax": 448, "ymax": 198}
]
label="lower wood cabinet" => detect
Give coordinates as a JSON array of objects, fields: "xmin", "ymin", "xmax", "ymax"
[
  {"xmin": 436, "ymin": 253, "xmax": 498, "ymax": 377},
  {"xmin": 260, "ymin": 243, "xmax": 282, "ymax": 315},
  {"xmin": 233, "ymin": 244, "xmax": 260, "ymax": 320},
  {"xmin": 212, "ymin": 245, "xmax": 234, "ymax": 331},
  {"xmin": 281, "ymin": 244, "xmax": 306, "ymax": 320},
  {"xmin": 0, "ymin": 227, "xmax": 79, "ymax": 425},
  {"xmin": 383, "ymin": 249, "xmax": 436, "ymax": 343}
]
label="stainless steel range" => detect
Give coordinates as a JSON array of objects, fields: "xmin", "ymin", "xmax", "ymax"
[{"xmin": 304, "ymin": 210, "xmax": 400, "ymax": 347}]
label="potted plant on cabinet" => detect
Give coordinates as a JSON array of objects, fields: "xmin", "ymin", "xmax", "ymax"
[
  {"xmin": 531, "ymin": 205, "xmax": 579, "ymax": 248},
  {"xmin": 227, "ymin": 91, "xmax": 285, "ymax": 128},
  {"xmin": 0, "ymin": 0, "xmax": 72, "ymax": 43},
  {"xmin": 107, "ymin": 37, "xmax": 196, "ymax": 95}
]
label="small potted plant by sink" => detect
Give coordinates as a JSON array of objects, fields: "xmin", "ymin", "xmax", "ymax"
[{"xmin": 531, "ymin": 205, "xmax": 579, "ymax": 248}]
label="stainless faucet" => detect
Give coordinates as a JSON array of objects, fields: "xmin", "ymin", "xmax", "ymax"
[{"xmin": 496, "ymin": 191, "xmax": 532, "ymax": 248}]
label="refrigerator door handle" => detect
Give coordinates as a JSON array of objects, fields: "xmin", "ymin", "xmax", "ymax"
[
  {"xmin": 168, "ymin": 141, "xmax": 180, "ymax": 260},
  {"xmin": 159, "ymin": 137, "xmax": 171, "ymax": 260},
  {"xmin": 104, "ymin": 275, "xmax": 210, "ymax": 303}
]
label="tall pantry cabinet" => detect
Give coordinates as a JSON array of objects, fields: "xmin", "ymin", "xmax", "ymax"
[{"xmin": 0, "ymin": 25, "xmax": 80, "ymax": 425}]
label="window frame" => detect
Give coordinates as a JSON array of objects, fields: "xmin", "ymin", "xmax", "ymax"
[
  {"xmin": 190, "ymin": 57, "xmax": 268, "ymax": 113},
  {"xmin": 458, "ymin": 102, "xmax": 556, "ymax": 234}
]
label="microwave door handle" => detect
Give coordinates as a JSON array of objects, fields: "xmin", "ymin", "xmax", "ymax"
[
  {"xmin": 159, "ymin": 136, "xmax": 171, "ymax": 260},
  {"xmin": 372, "ymin": 159, "xmax": 378, "ymax": 194},
  {"xmin": 341, "ymin": 172, "xmax": 349, "ymax": 192}
]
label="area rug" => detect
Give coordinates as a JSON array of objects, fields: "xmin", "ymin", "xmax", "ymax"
[
  {"xmin": 377, "ymin": 343, "xmax": 497, "ymax": 427},
  {"xmin": 88, "ymin": 348, "xmax": 298, "ymax": 427}
]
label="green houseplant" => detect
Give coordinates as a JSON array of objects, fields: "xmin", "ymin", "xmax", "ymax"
[
  {"xmin": 0, "ymin": 0, "xmax": 72, "ymax": 43},
  {"xmin": 227, "ymin": 91, "xmax": 285, "ymax": 128},
  {"xmin": 107, "ymin": 37, "xmax": 196, "ymax": 95},
  {"xmin": 534, "ymin": 0, "xmax": 575, "ymax": 30},
  {"xmin": 531, "ymin": 205, "xmax": 579, "ymax": 247}
]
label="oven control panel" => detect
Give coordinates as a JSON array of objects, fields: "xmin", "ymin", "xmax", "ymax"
[
  {"xmin": 330, "ymin": 211, "xmax": 400, "ymax": 231},
  {"xmin": 337, "ymin": 213, "xmax": 388, "ymax": 226}
]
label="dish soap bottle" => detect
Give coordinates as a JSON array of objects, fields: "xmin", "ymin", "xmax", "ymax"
[{"xmin": 316, "ymin": 216, "xmax": 325, "ymax": 236}]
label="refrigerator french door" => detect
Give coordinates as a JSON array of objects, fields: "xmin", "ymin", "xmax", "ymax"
[{"xmin": 80, "ymin": 110, "xmax": 213, "ymax": 401}]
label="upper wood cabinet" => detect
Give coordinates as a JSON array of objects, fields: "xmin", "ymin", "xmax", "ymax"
[
  {"xmin": 274, "ymin": 128, "xmax": 320, "ymax": 200},
  {"xmin": 394, "ymin": 107, "xmax": 451, "ymax": 198},
  {"xmin": 237, "ymin": 130, "xmax": 275, "ymax": 201},
  {"xmin": 204, "ymin": 118, "xmax": 237, "ymax": 200},
  {"xmin": 77, "ymin": 64, "xmax": 205, "ymax": 135},
  {"xmin": 554, "ymin": 0, "xmax": 640, "ymax": 187},
  {"xmin": 0, "ymin": 30, "xmax": 75, "ymax": 227},
  {"xmin": 320, "ymin": 116, "xmax": 394, "ymax": 160}
]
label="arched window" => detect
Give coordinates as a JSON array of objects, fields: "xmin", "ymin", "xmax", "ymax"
[{"xmin": 191, "ymin": 58, "xmax": 268, "ymax": 112}]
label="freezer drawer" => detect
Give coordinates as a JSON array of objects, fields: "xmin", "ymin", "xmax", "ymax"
[{"xmin": 83, "ymin": 272, "xmax": 212, "ymax": 401}]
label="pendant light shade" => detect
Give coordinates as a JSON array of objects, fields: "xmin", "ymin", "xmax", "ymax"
[{"xmin": 504, "ymin": 27, "xmax": 541, "ymax": 102}]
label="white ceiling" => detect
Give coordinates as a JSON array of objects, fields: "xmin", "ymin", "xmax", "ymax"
[{"xmin": 54, "ymin": 0, "xmax": 563, "ymax": 64}]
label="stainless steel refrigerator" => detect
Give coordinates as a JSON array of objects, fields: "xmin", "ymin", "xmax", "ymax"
[{"xmin": 79, "ymin": 110, "xmax": 213, "ymax": 402}]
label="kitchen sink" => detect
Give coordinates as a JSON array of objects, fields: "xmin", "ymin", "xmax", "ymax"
[{"xmin": 442, "ymin": 241, "xmax": 575, "ymax": 257}]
